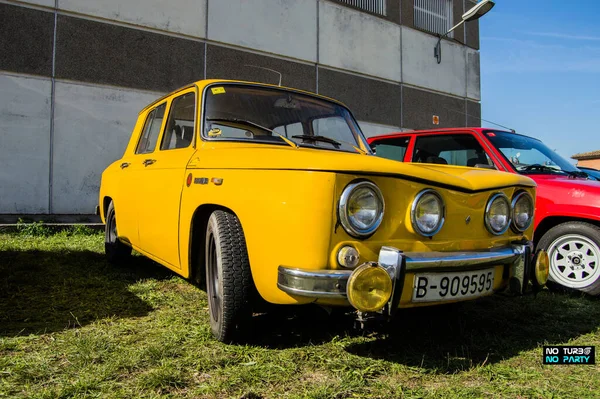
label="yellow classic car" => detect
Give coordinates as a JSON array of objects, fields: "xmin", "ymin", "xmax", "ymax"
[{"xmin": 99, "ymin": 79, "xmax": 549, "ymax": 342}]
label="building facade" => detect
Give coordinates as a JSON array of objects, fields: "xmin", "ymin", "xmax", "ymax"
[
  {"xmin": 0, "ymin": 0, "xmax": 482, "ymax": 216},
  {"xmin": 572, "ymin": 150, "xmax": 600, "ymax": 170}
]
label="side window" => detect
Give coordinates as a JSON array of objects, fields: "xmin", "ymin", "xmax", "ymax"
[
  {"xmin": 413, "ymin": 134, "xmax": 494, "ymax": 168},
  {"xmin": 136, "ymin": 103, "xmax": 166, "ymax": 154},
  {"xmin": 160, "ymin": 92, "xmax": 195, "ymax": 151},
  {"xmin": 371, "ymin": 138, "xmax": 410, "ymax": 162}
]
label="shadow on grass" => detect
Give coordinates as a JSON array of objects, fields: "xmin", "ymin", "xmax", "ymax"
[
  {"xmin": 345, "ymin": 292, "xmax": 600, "ymax": 373},
  {"xmin": 0, "ymin": 249, "xmax": 174, "ymax": 337},
  {"xmin": 243, "ymin": 292, "xmax": 599, "ymax": 373}
]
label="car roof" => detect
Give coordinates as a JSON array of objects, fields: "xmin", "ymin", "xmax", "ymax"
[
  {"xmin": 140, "ymin": 79, "xmax": 348, "ymax": 114},
  {"xmin": 367, "ymin": 127, "xmax": 542, "ymax": 143}
]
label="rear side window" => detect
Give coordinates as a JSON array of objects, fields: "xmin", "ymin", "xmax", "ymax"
[
  {"xmin": 371, "ymin": 138, "xmax": 410, "ymax": 162},
  {"xmin": 160, "ymin": 92, "xmax": 196, "ymax": 151},
  {"xmin": 136, "ymin": 103, "xmax": 166, "ymax": 154},
  {"xmin": 413, "ymin": 134, "xmax": 494, "ymax": 168}
]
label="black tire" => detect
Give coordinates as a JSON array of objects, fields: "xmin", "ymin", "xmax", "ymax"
[
  {"xmin": 205, "ymin": 210, "xmax": 253, "ymax": 342},
  {"xmin": 537, "ymin": 221, "xmax": 600, "ymax": 296},
  {"xmin": 105, "ymin": 201, "xmax": 132, "ymax": 264}
]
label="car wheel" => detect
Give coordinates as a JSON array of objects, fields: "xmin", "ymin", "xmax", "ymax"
[
  {"xmin": 538, "ymin": 221, "xmax": 600, "ymax": 295},
  {"xmin": 105, "ymin": 201, "xmax": 132, "ymax": 264},
  {"xmin": 205, "ymin": 210, "xmax": 253, "ymax": 342}
]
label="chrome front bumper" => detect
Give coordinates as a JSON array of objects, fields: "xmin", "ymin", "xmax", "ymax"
[{"xmin": 277, "ymin": 242, "xmax": 534, "ymax": 311}]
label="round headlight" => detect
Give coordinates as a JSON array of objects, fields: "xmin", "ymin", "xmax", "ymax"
[
  {"xmin": 339, "ymin": 181, "xmax": 384, "ymax": 238},
  {"xmin": 411, "ymin": 189, "xmax": 445, "ymax": 237},
  {"xmin": 485, "ymin": 193, "xmax": 511, "ymax": 235},
  {"xmin": 511, "ymin": 192, "xmax": 534, "ymax": 232}
]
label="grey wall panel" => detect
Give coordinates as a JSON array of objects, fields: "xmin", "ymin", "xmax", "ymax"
[
  {"xmin": 0, "ymin": 74, "xmax": 51, "ymax": 213},
  {"xmin": 0, "ymin": 3, "xmax": 54, "ymax": 77},
  {"xmin": 452, "ymin": 0, "xmax": 465, "ymax": 44},
  {"xmin": 206, "ymin": 45, "xmax": 316, "ymax": 92},
  {"xmin": 319, "ymin": 1, "xmax": 401, "ymax": 82},
  {"xmin": 466, "ymin": 20, "xmax": 480, "ymax": 50},
  {"xmin": 52, "ymin": 81, "xmax": 162, "ymax": 214},
  {"xmin": 55, "ymin": 15, "xmax": 205, "ymax": 92},
  {"xmin": 401, "ymin": 0, "xmax": 414, "ymax": 28},
  {"xmin": 318, "ymin": 68, "xmax": 401, "ymax": 127},
  {"xmin": 466, "ymin": 48, "xmax": 481, "ymax": 101},
  {"xmin": 401, "ymin": 27, "xmax": 466, "ymax": 97},
  {"xmin": 403, "ymin": 86, "xmax": 466, "ymax": 130},
  {"xmin": 59, "ymin": 0, "xmax": 206, "ymax": 38},
  {"xmin": 467, "ymin": 100, "xmax": 481, "ymax": 127},
  {"xmin": 208, "ymin": 0, "xmax": 317, "ymax": 62}
]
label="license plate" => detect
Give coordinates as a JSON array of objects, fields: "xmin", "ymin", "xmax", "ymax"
[{"xmin": 412, "ymin": 268, "xmax": 495, "ymax": 302}]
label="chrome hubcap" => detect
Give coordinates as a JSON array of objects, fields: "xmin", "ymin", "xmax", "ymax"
[{"xmin": 548, "ymin": 234, "xmax": 600, "ymax": 288}]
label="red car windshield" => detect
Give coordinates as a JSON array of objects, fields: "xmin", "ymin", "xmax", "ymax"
[{"xmin": 485, "ymin": 130, "xmax": 582, "ymax": 176}]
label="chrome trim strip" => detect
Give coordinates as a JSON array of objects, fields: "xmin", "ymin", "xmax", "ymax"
[
  {"xmin": 402, "ymin": 246, "xmax": 522, "ymax": 271},
  {"xmin": 278, "ymin": 245, "xmax": 528, "ymax": 299}
]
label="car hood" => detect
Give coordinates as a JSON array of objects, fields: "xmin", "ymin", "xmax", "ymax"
[
  {"xmin": 529, "ymin": 174, "xmax": 600, "ymax": 192},
  {"xmin": 190, "ymin": 144, "xmax": 535, "ymax": 192}
]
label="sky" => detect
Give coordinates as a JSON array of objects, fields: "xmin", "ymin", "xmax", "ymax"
[{"xmin": 480, "ymin": 0, "xmax": 600, "ymax": 163}]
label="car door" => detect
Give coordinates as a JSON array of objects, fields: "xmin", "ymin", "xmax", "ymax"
[
  {"xmin": 136, "ymin": 89, "xmax": 197, "ymax": 270},
  {"xmin": 116, "ymin": 102, "xmax": 167, "ymax": 248}
]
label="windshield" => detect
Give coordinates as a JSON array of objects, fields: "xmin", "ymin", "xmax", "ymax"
[
  {"xmin": 485, "ymin": 130, "xmax": 579, "ymax": 175},
  {"xmin": 203, "ymin": 84, "xmax": 369, "ymax": 154}
]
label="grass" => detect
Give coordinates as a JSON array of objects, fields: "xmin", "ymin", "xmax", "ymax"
[{"xmin": 0, "ymin": 228, "xmax": 599, "ymax": 398}]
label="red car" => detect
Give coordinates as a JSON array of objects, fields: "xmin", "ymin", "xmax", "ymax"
[{"xmin": 368, "ymin": 128, "xmax": 600, "ymax": 295}]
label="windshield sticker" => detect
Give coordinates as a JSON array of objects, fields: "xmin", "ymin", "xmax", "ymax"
[{"xmin": 211, "ymin": 87, "xmax": 226, "ymax": 95}]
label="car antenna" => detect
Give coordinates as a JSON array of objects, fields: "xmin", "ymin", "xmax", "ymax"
[
  {"xmin": 244, "ymin": 65, "xmax": 282, "ymax": 87},
  {"xmin": 443, "ymin": 106, "xmax": 516, "ymax": 133}
]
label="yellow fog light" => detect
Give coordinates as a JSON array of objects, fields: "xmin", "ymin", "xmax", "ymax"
[
  {"xmin": 534, "ymin": 249, "xmax": 550, "ymax": 286},
  {"xmin": 347, "ymin": 264, "xmax": 393, "ymax": 312}
]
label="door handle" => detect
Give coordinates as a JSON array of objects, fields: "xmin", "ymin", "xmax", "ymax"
[
  {"xmin": 143, "ymin": 159, "xmax": 156, "ymax": 166},
  {"xmin": 120, "ymin": 162, "xmax": 130, "ymax": 169}
]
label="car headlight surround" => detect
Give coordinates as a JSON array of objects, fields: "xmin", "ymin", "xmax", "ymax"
[
  {"xmin": 484, "ymin": 193, "xmax": 511, "ymax": 235},
  {"xmin": 339, "ymin": 180, "xmax": 384, "ymax": 238},
  {"xmin": 511, "ymin": 191, "xmax": 534, "ymax": 232},
  {"xmin": 411, "ymin": 189, "xmax": 445, "ymax": 237}
]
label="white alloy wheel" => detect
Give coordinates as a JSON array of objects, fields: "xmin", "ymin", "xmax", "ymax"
[{"xmin": 547, "ymin": 234, "xmax": 600, "ymax": 289}]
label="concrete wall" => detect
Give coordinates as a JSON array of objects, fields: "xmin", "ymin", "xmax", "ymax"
[
  {"xmin": 0, "ymin": 0, "xmax": 482, "ymax": 215},
  {"xmin": 52, "ymin": 82, "xmax": 161, "ymax": 213},
  {"xmin": 0, "ymin": 73, "xmax": 52, "ymax": 213}
]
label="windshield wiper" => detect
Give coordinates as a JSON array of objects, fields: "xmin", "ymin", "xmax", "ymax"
[
  {"xmin": 206, "ymin": 118, "xmax": 298, "ymax": 148},
  {"xmin": 519, "ymin": 164, "xmax": 589, "ymax": 178},
  {"xmin": 291, "ymin": 135, "xmax": 366, "ymax": 155}
]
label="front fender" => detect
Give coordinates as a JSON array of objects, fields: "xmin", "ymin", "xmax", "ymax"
[{"xmin": 179, "ymin": 169, "xmax": 336, "ymax": 304}]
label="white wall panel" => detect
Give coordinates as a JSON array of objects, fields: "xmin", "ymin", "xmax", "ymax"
[
  {"xmin": 401, "ymin": 27, "xmax": 466, "ymax": 97},
  {"xmin": 466, "ymin": 48, "xmax": 481, "ymax": 101},
  {"xmin": 358, "ymin": 121, "xmax": 400, "ymax": 138},
  {"xmin": 52, "ymin": 82, "xmax": 162, "ymax": 213},
  {"xmin": 319, "ymin": 1, "xmax": 401, "ymax": 82},
  {"xmin": 208, "ymin": 0, "xmax": 317, "ymax": 62},
  {"xmin": 58, "ymin": 0, "xmax": 206, "ymax": 38},
  {"xmin": 0, "ymin": 74, "xmax": 52, "ymax": 213}
]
